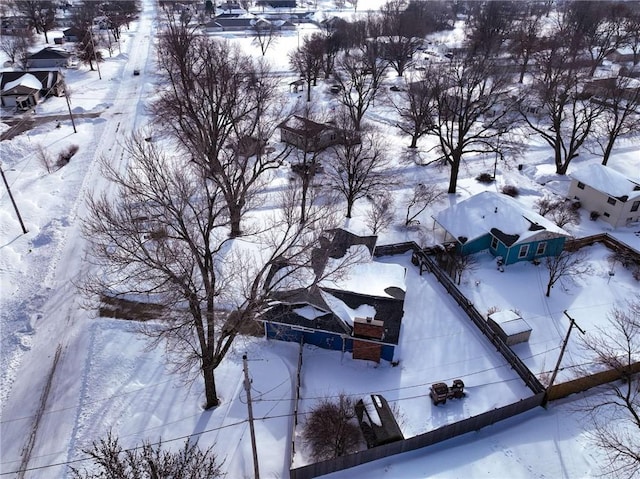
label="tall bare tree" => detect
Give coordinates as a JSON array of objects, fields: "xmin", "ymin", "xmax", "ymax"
[
  {"xmin": 83, "ymin": 135, "xmax": 339, "ymax": 409},
  {"xmin": 289, "ymin": 35, "xmax": 324, "ymax": 102},
  {"xmin": 332, "ymin": 50, "xmax": 388, "ymax": 130},
  {"xmin": 392, "ymin": 74, "xmax": 435, "ymax": 148},
  {"xmin": 251, "ymin": 18, "xmax": 278, "ymax": 56},
  {"xmin": 423, "ymin": 58, "xmax": 515, "ymax": 193},
  {"xmin": 522, "ymin": 45, "xmax": 603, "ymax": 175},
  {"xmin": 325, "ymin": 129, "xmax": 389, "ymax": 218},
  {"xmin": 507, "ymin": 5, "xmax": 542, "ymax": 83},
  {"xmin": 12, "ymin": 0, "xmax": 57, "ymax": 43},
  {"xmin": 466, "ymin": 0, "xmax": 515, "ymax": 58},
  {"xmin": 578, "ymin": 299, "xmax": 640, "ymax": 479},
  {"xmin": 154, "ymin": 16, "xmax": 288, "ymax": 237},
  {"xmin": 564, "ymin": 0, "xmax": 631, "ymax": 77},
  {"xmin": 591, "ymin": 76, "xmax": 640, "ymax": 166}
]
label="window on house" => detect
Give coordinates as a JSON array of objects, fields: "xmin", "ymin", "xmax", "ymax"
[
  {"xmin": 518, "ymin": 245, "xmax": 529, "ymax": 258},
  {"xmin": 631, "ymin": 201, "xmax": 640, "ymax": 212},
  {"xmin": 536, "ymin": 242, "xmax": 547, "ymax": 256},
  {"xmin": 607, "ymin": 197, "xmax": 617, "ymax": 205},
  {"xmin": 577, "ymin": 182, "xmax": 585, "ymax": 189},
  {"xmin": 491, "ymin": 237, "xmax": 498, "ymax": 249}
]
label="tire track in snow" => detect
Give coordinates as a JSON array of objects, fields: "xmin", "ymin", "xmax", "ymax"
[{"xmin": 16, "ymin": 343, "xmax": 62, "ymax": 479}]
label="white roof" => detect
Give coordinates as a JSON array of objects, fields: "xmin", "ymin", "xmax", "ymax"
[
  {"xmin": 320, "ymin": 260, "xmax": 406, "ymax": 298},
  {"xmin": 320, "ymin": 291, "xmax": 376, "ymax": 328},
  {"xmin": 434, "ymin": 191, "xmax": 569, "ymax": 246},
  {"xmin": 571, "ymin": 163, "xmax": 640, "ymax": 200},
  {"xmin": 3, "ymin": 73, "xmax": 42, "ymax": 92},
  {"xmin": 488, "ymin": 310, "xmax": 531, "ymax": 336}
]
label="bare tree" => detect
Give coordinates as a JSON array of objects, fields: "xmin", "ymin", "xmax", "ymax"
[
  {"xmin": 522, "ymin": 45, "xmax": 603, "ymax": 175},
  {"xmin": 12, "ymin": 0, "xmax": 57, "ymax": 43},
  {"xmin": 391, "ymin": 74, "xmax": 435, "ymax": 148},
  {"xmin": 578, "ymin": 299, "xmax": 640, "ymax": 479},
  {"xmin": 364, "ymin": 194, "xmax": 394, "ymax": 235},
  {"xmin": 0, "ymin": 29, "xmax": 35, "ymax": 67},
  {"xmin": 251, "ymin": 19, "xmax": 278, "ymax": 56},
  {"xmin": 324, "ymin": 129, "xmax": 389, "ymax": 218},
  {"xmin": 332, "ymin": 50, "xmax": 388, "ymax": 130},
  {"xmin": 591, "ymin": 76, "xmax": 640, "ymax": 166},
  {"xmin": 289, "ymin": 35, "xmax": 324, "ymax": 102},
  {"xmin": 564, "ymin": 0, "xmax": 631, "ymax": 77},
  {"xmin": 535, "ymin": 196, "xmax": 580, "ymax": 228},
  {"xmin": 507, "ymin": 5, "xmax": 542, "ymax": 83},
  {"xmin": 544, "ymin": 249, "xmax": 593, "ymax": 297},
  {"xmin": 71, "ymin": 431, "xmax": 224, "ymax": 478},
  {"xmin": 302, "ymin": 394, "xmax": 362, "ymax": 461},
  {"xmin": 452, "ymin": 252, "xmax": 478, "ymax": 286},
  {"xmin": 82, "ymin": 135, "xmax": 336, "ymax": 409},
  {"xmin": 423, "ymin": 58, "xmax": 516, "ymax": 193},
  {"xmin": 154, "ymin": 17, "xmax": 288, "ymax": 237},
  {"xmin": 75, "ymin": 29, "xmax": 103, "ymax": 71},
  {"xmin": 404, "ymin": 183, "xmax": 443, "ymax": 227},
  {"xmin": 466, "ymin": 0, "xmax": 515, "ymax": 58}
]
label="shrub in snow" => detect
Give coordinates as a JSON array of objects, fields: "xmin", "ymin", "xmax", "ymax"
[
  {"xmin": 56, "ymin": 144, "xmax": 79, "ymax": 169},
  {"xmin": 501, "ymin": 185, "xmax": 519, "ymax": 197},
  {"xmin": 476, "ymin": 172, "xmax": 494, "ymax": 184},
  {"xmin": 302, "ymin": 394, "xmax": 362, "ymax": 461}
]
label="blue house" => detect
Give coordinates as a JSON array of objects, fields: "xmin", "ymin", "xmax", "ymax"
[
  {"xmin": 259, "ymin": 229, "xmax": 406, "ymax": 363},
  {"xmin": 433, "ymin": 191, "xmax": 571, "ymax": 265}
]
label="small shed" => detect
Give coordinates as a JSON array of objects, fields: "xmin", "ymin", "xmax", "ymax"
[{"xmin": 487, "ymin": 310, "xmax": 531, "ymax": 346}]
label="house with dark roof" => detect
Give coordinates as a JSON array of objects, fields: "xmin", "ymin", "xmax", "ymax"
[
  {"xmin": 26, "ymin": 47, "xmax": 71, "ymax": 69},
  {"xmin": 0, "ymin": 70, "xmax": 65, "ymax": 109},
  {"xmin": 568, "ymin": 163, "xmax": 640, "ymax": 228},
  {"xmin": 259, "ymin": 228, "xmax": 406, "ymax": 363},
  {"xmin": 277, "ymin": 115, "xmax": 359, "ymax": 152},
  {"xmin": 433, "ymin": 191, "xmax": 571, "ymax": 265}
]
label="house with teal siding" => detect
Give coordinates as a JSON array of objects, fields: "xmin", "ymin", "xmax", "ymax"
[{"xmin": 433, "ymin": 191, "xmax": 571, "ymax": 265}]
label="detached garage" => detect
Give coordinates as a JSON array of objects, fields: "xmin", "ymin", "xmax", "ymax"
[{"xmin": 487, "ymin": 310, "xmax": 532, "ymax": 346}]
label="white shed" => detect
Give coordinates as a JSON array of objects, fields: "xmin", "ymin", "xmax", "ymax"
[{"xmin": 487, "ymin": 310, "xmax": 532, "ymax": 346}]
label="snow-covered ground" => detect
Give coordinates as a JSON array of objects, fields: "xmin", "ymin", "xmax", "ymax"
[{"xmin": 1, "ymin": 0, "xmax": 639, "ymax": 478}]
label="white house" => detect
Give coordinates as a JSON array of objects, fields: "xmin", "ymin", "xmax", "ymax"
[{"xmin": 568, "ymin": 163, "xmax": 640, "ymax": 228}]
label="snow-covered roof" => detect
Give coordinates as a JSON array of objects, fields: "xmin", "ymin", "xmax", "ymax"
[
  {"xmin": 321, "ymin": 291, "xmax": 376, "ymax": 328},
  {"xmin": 434, "ymin": 191, "xmax": 570, "ymax": 246},
  {"xmin": 488, "ymin": 310, "xmax": 532, "ymax": 336},
  {"xmin": 321, "ymin": 260, "xmax": 406, "ymax": 298},
  {"xmin": 571, "ymin": 163, "xmax": 640, "ymax": 200},
  {"xmin": 2, "ymin": 73, "xmax": 42, "ymax": 92}
]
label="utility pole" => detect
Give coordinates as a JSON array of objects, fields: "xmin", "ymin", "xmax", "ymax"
[
  {"xmin": 61, "ymin": 71, "xmax": 76, "ymax": 133},
  {"xmin": 543, "ymin": 310, "xmax": 585, "ymax": 406},
  {"xmin": 0, "ymin": 165, "xmax": 28, "ymax": 234},
  {"xmin": 242, "ymin": 354, "xmax": 260, "ymax": 479}
]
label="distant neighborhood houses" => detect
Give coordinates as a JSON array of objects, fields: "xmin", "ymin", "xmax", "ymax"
[
  {"xmin": 569, "ymin": 163, "xmax": 640, "ymax": 229},
  {"xmin": 433, "ymin": 191, "xmax": 571, "ymax": 266},
  {"xmin": 259, "ymin": 228, "xmax": 407, "ymax": 363}
]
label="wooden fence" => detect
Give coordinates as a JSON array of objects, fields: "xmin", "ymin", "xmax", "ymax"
[
  {"xmin": 288, "ymin": 238, "xmax": 635, "ymax": 478},
  {"xmin": 546, "ymin": 360, "xmax": 640, "ymax": 402},
  {"xmin": 290, "ymin": 393, "xmax": 544, "ymax": 479}
]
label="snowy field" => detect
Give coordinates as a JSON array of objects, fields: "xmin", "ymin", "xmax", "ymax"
[{"xmin": 1, "ymin": 0, "xmax": 639, "ymax": 478}]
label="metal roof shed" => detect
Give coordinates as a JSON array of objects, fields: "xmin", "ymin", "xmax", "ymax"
[{"xmin": 487, "ymin": 310, "xmax": 532, "ymax": 346}]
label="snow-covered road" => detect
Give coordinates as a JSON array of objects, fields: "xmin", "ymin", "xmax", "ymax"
[{"xmin": 1, "ymin": 2, "xmax": 156, "ymax": 476}]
